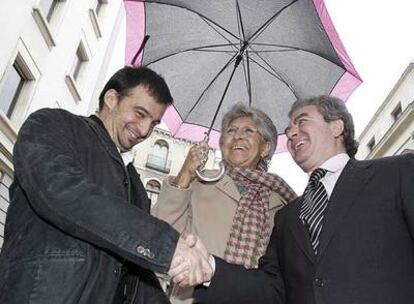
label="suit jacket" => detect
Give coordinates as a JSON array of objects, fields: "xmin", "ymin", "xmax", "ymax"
[
  {"xmin": 153, "ymin": 174, "xmax": 289, "ymax": 303},
  {"xmin": 194, "ymin": 154, "xmax": 414, "ymax": 304}
]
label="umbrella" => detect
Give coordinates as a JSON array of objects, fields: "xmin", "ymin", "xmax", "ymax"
[{"xmin": 124, "ymin": 0, "xmax": 361, "ymax": 152}]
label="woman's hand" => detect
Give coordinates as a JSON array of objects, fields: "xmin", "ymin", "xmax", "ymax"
[{"xmin": 172, "ymin": 142, "xmax": 209, "ymax": 188}]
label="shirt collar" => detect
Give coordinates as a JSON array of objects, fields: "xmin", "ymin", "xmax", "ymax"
[
  {"xmin": 116, "ymin": 148, "xmax": 135, "ymax": 166},
  {"xmin": 319, "ymin": 153, "xmax": 350, "ymax": 174}
]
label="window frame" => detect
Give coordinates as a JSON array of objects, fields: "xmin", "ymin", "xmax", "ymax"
[
  {"xmin": 145, "ymin": 179, "xmax": 161, "ymax": 207},
  {"xmin": 65, "ymin": 39, "xmax": 91, "ymax": 103},
  {"xmin": 367, "ymin": 136, "xmax": 376, "ymax": 152},
  {"xmin": 32, "ymin": 0, "xmax": 67, "ymax": 48},
  {"xmin": 0, "ymin": 39, "xmax": 40, "ymax": 130},
  {"xmin": 391, "ymin": 103, "xmax": 402, "ymax": 122}
]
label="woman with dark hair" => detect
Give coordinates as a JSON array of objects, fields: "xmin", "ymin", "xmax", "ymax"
[{"xmin": 152, "ymin": 103, "xmax": 296, "ymax": 303}]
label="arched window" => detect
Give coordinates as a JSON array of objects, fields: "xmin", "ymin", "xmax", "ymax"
[
  {"xmin": 153, "ymin": 140, "xmax": 168, "ymax": 164},
  {"xmin": 146, "ymin": 179, "xmax": 161, "ymax": 207},
  {"xmin": 146, "ymin": 140, "xmax": 171, "ymax": 173}
]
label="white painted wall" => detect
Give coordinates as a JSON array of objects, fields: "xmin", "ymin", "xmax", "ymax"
[{"xmin": 0, "ymin": 0, "xmax": 127, "ymax": 251}]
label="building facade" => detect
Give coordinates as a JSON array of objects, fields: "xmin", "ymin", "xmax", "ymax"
[
  {"xmin": 0, "ymin": 0, "xmax": 126, "ymax": 251},
  {"xmin": 356, "ymin": 62, "xmax": 414, "ymax": 159},
  {"xmin": 132, "ymin": 127, "xmax": 221, "ymax": 207}
]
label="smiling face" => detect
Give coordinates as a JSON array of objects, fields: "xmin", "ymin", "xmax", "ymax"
[
  {"xmin": 100, "ymin": 85, "xmax": 167, "ymax": 152},
  {"xmin": 220, "ymin": 116, "xmax": 270, "ymax": 170},
  {"xmin": 285, "ymin": 105, "xmax": 345, "ymax": 173}
]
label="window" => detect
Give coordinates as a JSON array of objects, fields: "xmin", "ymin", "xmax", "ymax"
[
  {"xmin": 89, "ymin": 0, "xmax": 107, "ymax": 38},
  {"xmin": 72, "ymin": 43, "xmax": 89, "ymax": 81},
  {"xmin": 65, "ymin": 41, "xmax": 90, "ymax": 102},
  {"xmin": 152, "ymin": 140, "xmax": 169, "ymax": 167},
  {"xmin": 367, "ymin": 137, "xmax": 376, "ymax": 152},
  {"xmin": 0, "ymin": 64, "xmax": 25, "ymax": 118},
  {"xmin": 33, "ymin": 0, "xmax": 66, "ymax": 47},
  {"xmin": 39, "ymin": 0, "xmax": 58, "ymax": 21},
  {"xmin": 391, "ymin": 103, "xmax": 402, "ymax": 122},
  {"xmin": 0, "ymin": 41, "xmax": 40, "ymax": 129},
  {"xmin": 0, "ymin": 50, "xmax": 37, "ymax": 124},
  {"xmin": 145, "ymin": 140, "xmax": 171, "ymax": 173},
  {"xmin": 146, "ymin": 179, "xmax": 161, "ymax": 207}
]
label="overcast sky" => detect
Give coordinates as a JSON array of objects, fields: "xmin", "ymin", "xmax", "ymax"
[
  {"xmin": 271, "ymin": 0, "xmax": 414, "ymax": 193},
  {"xmin": 117, "ymin": 2, "xmax": 414, "ymax": 193},
  {"xmin": 325, "ymin": 0, "xmax": 414, "ymax": 135}
]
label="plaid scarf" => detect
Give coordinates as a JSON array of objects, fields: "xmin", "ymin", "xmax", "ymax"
[{"xmin": 224, "ymin": 165, "xmax": 297, "ymax": 268}]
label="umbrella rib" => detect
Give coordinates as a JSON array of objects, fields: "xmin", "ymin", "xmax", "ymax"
[
  {"xmin": 193, "ymin": 50, "xmax": 236, "ymax": 54},
  {"xmin": 144, "ymin": 43, "xmax": 238, "ymax": 66},
  {"xmin": 145, "ymin": 1, "xmax": 239, "ymax": 40},
  {"xmin": 248, "ymin": 0, "xmax": 299, "ymax": 43},
  {"xmin": 183, "ymin": 54, "xmax": 239, "ymax": 124},
  {"xmin": 250, "ymin": 42, "xmax": 348, "ymax": 73},
  {"xmin": 241, "ymin": 50, "xmax": 253, "ymax": 106},
  {"xmin": 199, "ymin": 17, "xmax": 239, "ymax": 53},
  {"xmin": 235, "ymin": 0, "xmax": 246, "ymax": 44},
  {"xmin": 248, "ymin": 50, "xmax": 298, "ymax": 98}
]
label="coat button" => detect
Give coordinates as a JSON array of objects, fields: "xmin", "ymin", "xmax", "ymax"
[
  {"xmin": 137, "ymin": 245, "xmax": 145, "ymax": 254},
  {"xmin": 314, "ymin": 278, "xmax": 325, "ymax": 287}
]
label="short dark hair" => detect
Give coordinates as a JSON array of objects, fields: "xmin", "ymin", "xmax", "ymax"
[
  {"xmin": 98, "ymin": 66, "xmax": 173, "ymax": 111},
  {"xmin": 288, "ymin": 95, "xmax": 359, "ymax": 158}
]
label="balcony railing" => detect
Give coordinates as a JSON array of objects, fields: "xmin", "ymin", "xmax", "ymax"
[{"xmin": 145, "ymin": 154, "xmax": 171, "ymax": 173}]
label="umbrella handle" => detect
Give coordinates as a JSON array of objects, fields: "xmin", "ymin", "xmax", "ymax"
[
  {"xmin": 195, "ymin": 136, "xmax": 225, "ymax": 182},
  {"xmin": 196, "ymin": 161, "xmax": 225, "ymax": 183}
]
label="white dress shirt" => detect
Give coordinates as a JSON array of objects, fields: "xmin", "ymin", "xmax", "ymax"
[{"xmin": 315, "ymin": 153, "xmax": 350, "ymax": 199}]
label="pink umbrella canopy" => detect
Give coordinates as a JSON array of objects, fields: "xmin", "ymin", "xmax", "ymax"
[{"xmin": 124, "ymin": 0, "xmax": 361, "ymax": 152}]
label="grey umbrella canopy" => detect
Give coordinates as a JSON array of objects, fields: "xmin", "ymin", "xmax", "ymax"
[{"xmin": 125, "ymin": 0, "xmax": 361, "ymax": 149}]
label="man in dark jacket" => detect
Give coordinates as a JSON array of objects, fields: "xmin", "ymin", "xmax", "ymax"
[
  {"xmin": 186, "ymin": 95, "xmax": 414, "ymax": 304},
  {"xmin": 0, "ymin": 66, "xmax": 211, "ymax": 304}
]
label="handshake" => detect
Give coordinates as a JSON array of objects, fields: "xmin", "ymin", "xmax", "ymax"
[{"xmin": 168, "ymin": 234, "xmax": 214, "ymax": 287}]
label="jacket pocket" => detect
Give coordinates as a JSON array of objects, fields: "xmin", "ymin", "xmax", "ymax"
[{"xmin": 1, "ymin": 253, "xmax": 86, "ymax": 304}]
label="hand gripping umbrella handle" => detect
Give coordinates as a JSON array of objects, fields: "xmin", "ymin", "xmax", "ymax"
[{"xmin": 195, "ymin": 136, "xmax": 225, "ymax": 182}]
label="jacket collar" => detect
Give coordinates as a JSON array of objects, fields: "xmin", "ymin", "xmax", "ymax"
[
  {"xmin": 287, "ymin": 158, "xmax": 374, "ymax": 264},
  {"xmin": 316, "ymin": 158, "xmax": 373, "ymax": 261},
  {"xmin": 84, "ymin": 115, "xmax": 124, "ymax": 167},
  {"xmin": 215, "ymin": 174, "xmax": 285, "ymax": 209},
  {"xmin": 216, "ymin": 174, "xmax": 241, "ymax": 202},
  {"xmin": 287, "ymin": 199, "xmax": 317, "ymax": 263}
]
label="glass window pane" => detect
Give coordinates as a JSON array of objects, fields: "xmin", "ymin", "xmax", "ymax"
[
  {"xmin": 72, "ymin": 57, "xmax": 82, "ymax": 80},
  {"xmin": 0, "ymin": 65, "xmax": 24, "ymax": 117},
  {"xmin": 72, "ymin": 46, "xmax": 87, "ymax": 81},
  {"xmin": 39, "ymin": 0, "xmax": 57, "ymax": 21}
]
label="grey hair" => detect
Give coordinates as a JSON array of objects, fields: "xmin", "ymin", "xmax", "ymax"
[
  {"xmin": 219, "ymin": 103, "xmax": 278, "ymax": 171},
  {"xmin": 288, "ymin": 95, "xmax": 359, "ymax": 157}
]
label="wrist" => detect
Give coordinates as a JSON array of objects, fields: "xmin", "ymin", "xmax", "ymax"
[{"xmin": 170, "ymin": 177, "xmax": 190, "ymax": 189}]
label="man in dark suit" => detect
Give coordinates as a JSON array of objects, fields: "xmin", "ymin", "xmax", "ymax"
[{"xmin": 187, "ymin": 95, "xmax": 414, "ymax": 304}]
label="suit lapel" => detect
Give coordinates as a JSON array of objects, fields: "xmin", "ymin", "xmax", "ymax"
[
  {"xmin": 316, "ymin": 159, "xmax": 373, "ymax": 261},
  {"xmin": 287, "ymin": 198, "xmax": 316, "ymax": 264}
]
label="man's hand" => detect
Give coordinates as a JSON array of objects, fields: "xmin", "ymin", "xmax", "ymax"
[{"xmin": 168, "ymin": 234, "xmax": 213, "ymax": 287}]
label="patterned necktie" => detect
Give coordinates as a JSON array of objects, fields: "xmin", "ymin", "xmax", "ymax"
[{"xmin": 299, "ymin": 168, "xmax": 328, "ymax": 254}]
